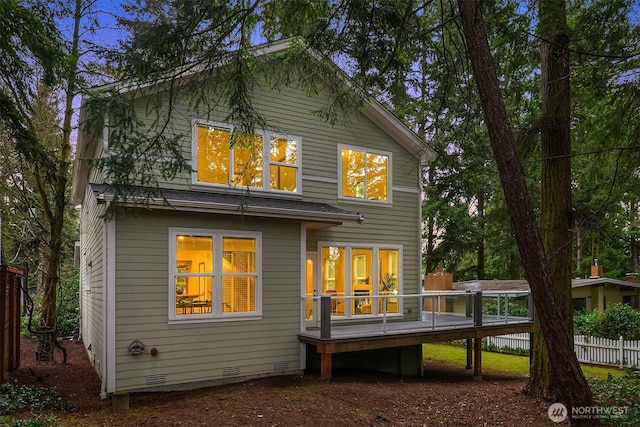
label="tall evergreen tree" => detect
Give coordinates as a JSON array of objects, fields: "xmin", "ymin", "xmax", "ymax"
[
  {"xmin": 0, "ymin": 0, "xmax": 91, "ymax": 360},
  {"xmin": 527, "ymin": 0, "xmax": 574, "ymax": 400},
  {"xmin": 457, "ymin": 1, "xmax": 596, "ymax": 423}
]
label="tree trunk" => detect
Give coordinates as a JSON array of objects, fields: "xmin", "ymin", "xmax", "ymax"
[
  {"xmin": 576, "ymin": 227, "xmax": 582, "ymax": 273},
  {"xmin": 477, "ymin": 189, "xmax": 485, "ymax": 280},
  {"xmin": 37, "ymin": 253, "xmax": 60, "ymax": 360},
  {"xmin": 426, "ymin": 162, "xmax": 436, "ymax": 273},
  {"xmin": 456, "ymin": 2, "xmax": 597, "ymax": 425},
  {"xmin": 528, "ymin": 0, "xmax": 575, "ymax": 400},
  {"xmin": 36, "ymin": 0, "xmax": 81, "ymax": 361},
  {"xmin": 631, "ymin": 198, "xmax": 638, "ymax": 273}
]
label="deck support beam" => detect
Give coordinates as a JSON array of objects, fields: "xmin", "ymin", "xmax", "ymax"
[
  {"xmin": 300, "ymin": 322, "xmax": 534, "ymax": 382},
  {"xmin": 473, "ymin": 337, "xmax": 482, "ymax": 380}
]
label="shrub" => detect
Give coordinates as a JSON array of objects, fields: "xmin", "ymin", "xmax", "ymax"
[
  {"xmin": 590, "ymin": 372, "xmax": 640, "ymax": 426},
  {"xmin": 482, "ymin": 341, "xmax": 529, "ymax": 356},
  {"xmin": 574, "ymin": 309, "xmax": 602, "ymax": 336},
  {"xmin": 20, "ymin": 268, "xmax": 79, "ymax": 339},
  {"xmin": 575, "ymin": 304, "xmax": 640, "ymax": 340},
  {"xmin": 0, "ymin": 415, "xmax": 59, "ymax": 427},
  {"xmin": 483, "ymin": 298, "xmax": 529, "ymax": 317},
  {"xmin": 0, "ymin": 382, "xmax": 62, "ymax": 415},
  {"xmin": 56, "ymin": 267, "xmax": 79, "ymax": 338},
  {"xmin": 598, "ymin": 304, "xmax": 640, "ymax": 341}
]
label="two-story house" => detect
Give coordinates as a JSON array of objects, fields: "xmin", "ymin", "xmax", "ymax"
[{"xmin": 72, "ymin": 39, "xmax": 435, "ymax": 398}]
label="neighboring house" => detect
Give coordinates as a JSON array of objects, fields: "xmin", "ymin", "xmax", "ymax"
[
  {"xmin": 452, "ymin": 276, "xmax": 640, "ymax": 312},
  {"xmin": 571, "ymin": 277, "xmax": 640, "ymax": 312},
  {"xmin": 72, "ymin": 39, "xmax": 435, "ymax": 396}
]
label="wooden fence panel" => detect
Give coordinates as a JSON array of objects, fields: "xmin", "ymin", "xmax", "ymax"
[{"xmin": 1, "ymin": 265, "xmax": 23, "ymax": 382}]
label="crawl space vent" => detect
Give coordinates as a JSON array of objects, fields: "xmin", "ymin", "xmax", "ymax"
[
  {"xmin": 223, "ymin": 367, "xmax": 240, "ymax": 377},
  {"xmin": 273, "ymin": 361, "xmax": 289, "ymax": 371},
  {"xmin": 147, "ymin": 374, "xmax": 166, "ymax": 385}
]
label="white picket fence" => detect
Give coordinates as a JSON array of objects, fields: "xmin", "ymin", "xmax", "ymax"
[{"xmin": 485, "ymin": 333, "xmax": 640, "ymax": 369}]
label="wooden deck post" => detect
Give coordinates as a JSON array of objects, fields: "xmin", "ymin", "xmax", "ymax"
[
  {"xmin": 473, "ymin": 337, "xmax": 482, "ymax": 381},
  {"xmin": 318, "ymin": 343, "xmax": 336, "ymax": 380},
  {"xmin": 466, "ymin": 338, "xmax": 473, "ymax": 369},
  {"xmin": 320, "ymin": 353, "xmax": 333, "ymax": 380}
]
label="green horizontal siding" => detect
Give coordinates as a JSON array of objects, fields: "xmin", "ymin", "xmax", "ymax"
[
  {"xmin": 113, "ymin": 210, "xmax": 302, "ymax": 391},
  {"xmin": 79, "ymin": 184, "xmax": 107, "ymax": 377}
]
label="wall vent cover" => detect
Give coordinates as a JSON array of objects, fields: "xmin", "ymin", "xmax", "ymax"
[
  {"xmin": 273, "ymin": 361, "xmax": 289, "ymax": 371},
  {"xmin": 223, "ymin": 367, "xmax": 240, "ymax": 377},
  {"xmin": 147, "ymin": 374, "xmax": 166, "ymax": 385}
]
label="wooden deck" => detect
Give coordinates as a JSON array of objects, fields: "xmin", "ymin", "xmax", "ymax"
[{"xmin": 299, "ymin": 312, "xmax": 534, "ymax": 380}]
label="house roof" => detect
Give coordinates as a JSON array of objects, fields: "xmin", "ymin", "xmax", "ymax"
[
  {"xmin": 571, "ymin": 277, "xmax": 640, "ymax": 289},
  {"xmin": 452, "ymin": 277, "xmax": 640, "ymax": 292},
  {"xmin": 453, "ymin": 280, "xmax": 531, "ymax": 292},
  {"xmin": 90, "ymin": 183, "xmax": 364, "ymax": 226},
  {"xmin": 72, "ymin": 38, "xmax": 436, "ymax": 205}
]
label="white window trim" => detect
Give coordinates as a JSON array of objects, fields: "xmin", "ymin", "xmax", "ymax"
[
  {"xmin": 337, "ymin": 143, "xmax": 393, "ymax": 205},
  {"xmin": 168, "ymin": 227, "xmax": 263, "ymax": 323},
  {"xmin": 191, "ymin": 119, "xmax": 302, "ymax": 194},
  {"xmin": 317, "ymin": 241, "xmax": 402, "ymax": 319}
]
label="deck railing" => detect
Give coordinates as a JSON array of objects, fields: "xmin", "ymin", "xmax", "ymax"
[{"xmin": 301, "ymin": 290, "xmax": 533, "ymax": 338}]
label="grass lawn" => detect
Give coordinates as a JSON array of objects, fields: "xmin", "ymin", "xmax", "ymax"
[{"xmin": 423, "ymin": 343, "xmax": 625, "ymax": 379}]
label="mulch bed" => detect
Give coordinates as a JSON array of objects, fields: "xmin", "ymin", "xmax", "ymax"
[{"xmin": 4, "ymin": 338, "xmax": 568, "ymax": 426}]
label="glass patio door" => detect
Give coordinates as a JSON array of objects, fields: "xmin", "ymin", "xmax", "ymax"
[{"xmin": 304, "ymin": 253, "xmax": 319, "ymax": 327}]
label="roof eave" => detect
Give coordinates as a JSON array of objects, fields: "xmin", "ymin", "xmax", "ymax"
[{"xmin": 94, "ymin": 192, "xmax": 365, "ymax": 225}]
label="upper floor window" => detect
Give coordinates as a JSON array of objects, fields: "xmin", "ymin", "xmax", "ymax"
[
  {"xmin": 169, "ymin": 228, "xmax": 262, "ymax": 322},
  {"xmin": 339, "ymin": 145, "xmax": 390, "ymax": 202},
  {"xmin": 194, "ymin": 121, "xmax": 300, "ymax": 193}
]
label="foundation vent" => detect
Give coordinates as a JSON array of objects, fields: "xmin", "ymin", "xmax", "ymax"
[
  {"xmin": 147, "ymin": 373, "xmax": 166, "ymax": 385},
  {"xmin": 273, "ymin": 361, "xmax": 289, "ymax": 371},
  {"xmin": 223, "ymin": 367, "xmax": 240, "ymax": 377}
]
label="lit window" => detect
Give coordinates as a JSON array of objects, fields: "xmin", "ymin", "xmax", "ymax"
[
  {"xmin": 270, "ymin": 137, "xmax": 298, "ymax": 191},
  {"xmin": 222, "ymin": 237, "xmax": 257, "ymax": 313},
  {"xmin": 170, "ymin": 229, "xmax": 261, "ymax": 321},
  {"xmin": 320, "ymin": 244, "xmax": 401, "ymax": 317},
  {"xmin": 195, "ymin": 122, "xmax": 300, "ymax": 193},
  {"xmin": 197, "ymin": 127, "xmax": 230, "ymax": 185},
  {"xmin": 233, "ymin": 132, "xmax": 263, "ymax": 187},
  {"xmin": 340, "ymin": 146, "xmax": 390, "ymax": 201}
]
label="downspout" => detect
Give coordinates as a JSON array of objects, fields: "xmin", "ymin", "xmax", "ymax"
[
  {"xmin": 99, "ymin": 118, "xmax": 110, "ymax": 400},
  {"xmin": 100, "ymin": 219, "xmax": 108, "ymax": 399}
]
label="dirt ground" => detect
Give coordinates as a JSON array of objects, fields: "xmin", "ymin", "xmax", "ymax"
[{"xmin": 5, "ymin": 338, "xmax": 568, "ymax": 426}]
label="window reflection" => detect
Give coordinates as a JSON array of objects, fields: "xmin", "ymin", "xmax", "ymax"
[
  {"xmin": 196, "ymin": 124, "xmax": 299, "ymax": 193},
  {"xmin": 270, "ymin": 137, "xmax": 298, "ymax": 191},
  {"xmin": 341, "ymin": 148, "xmax": 388, "ymax": 201}
]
